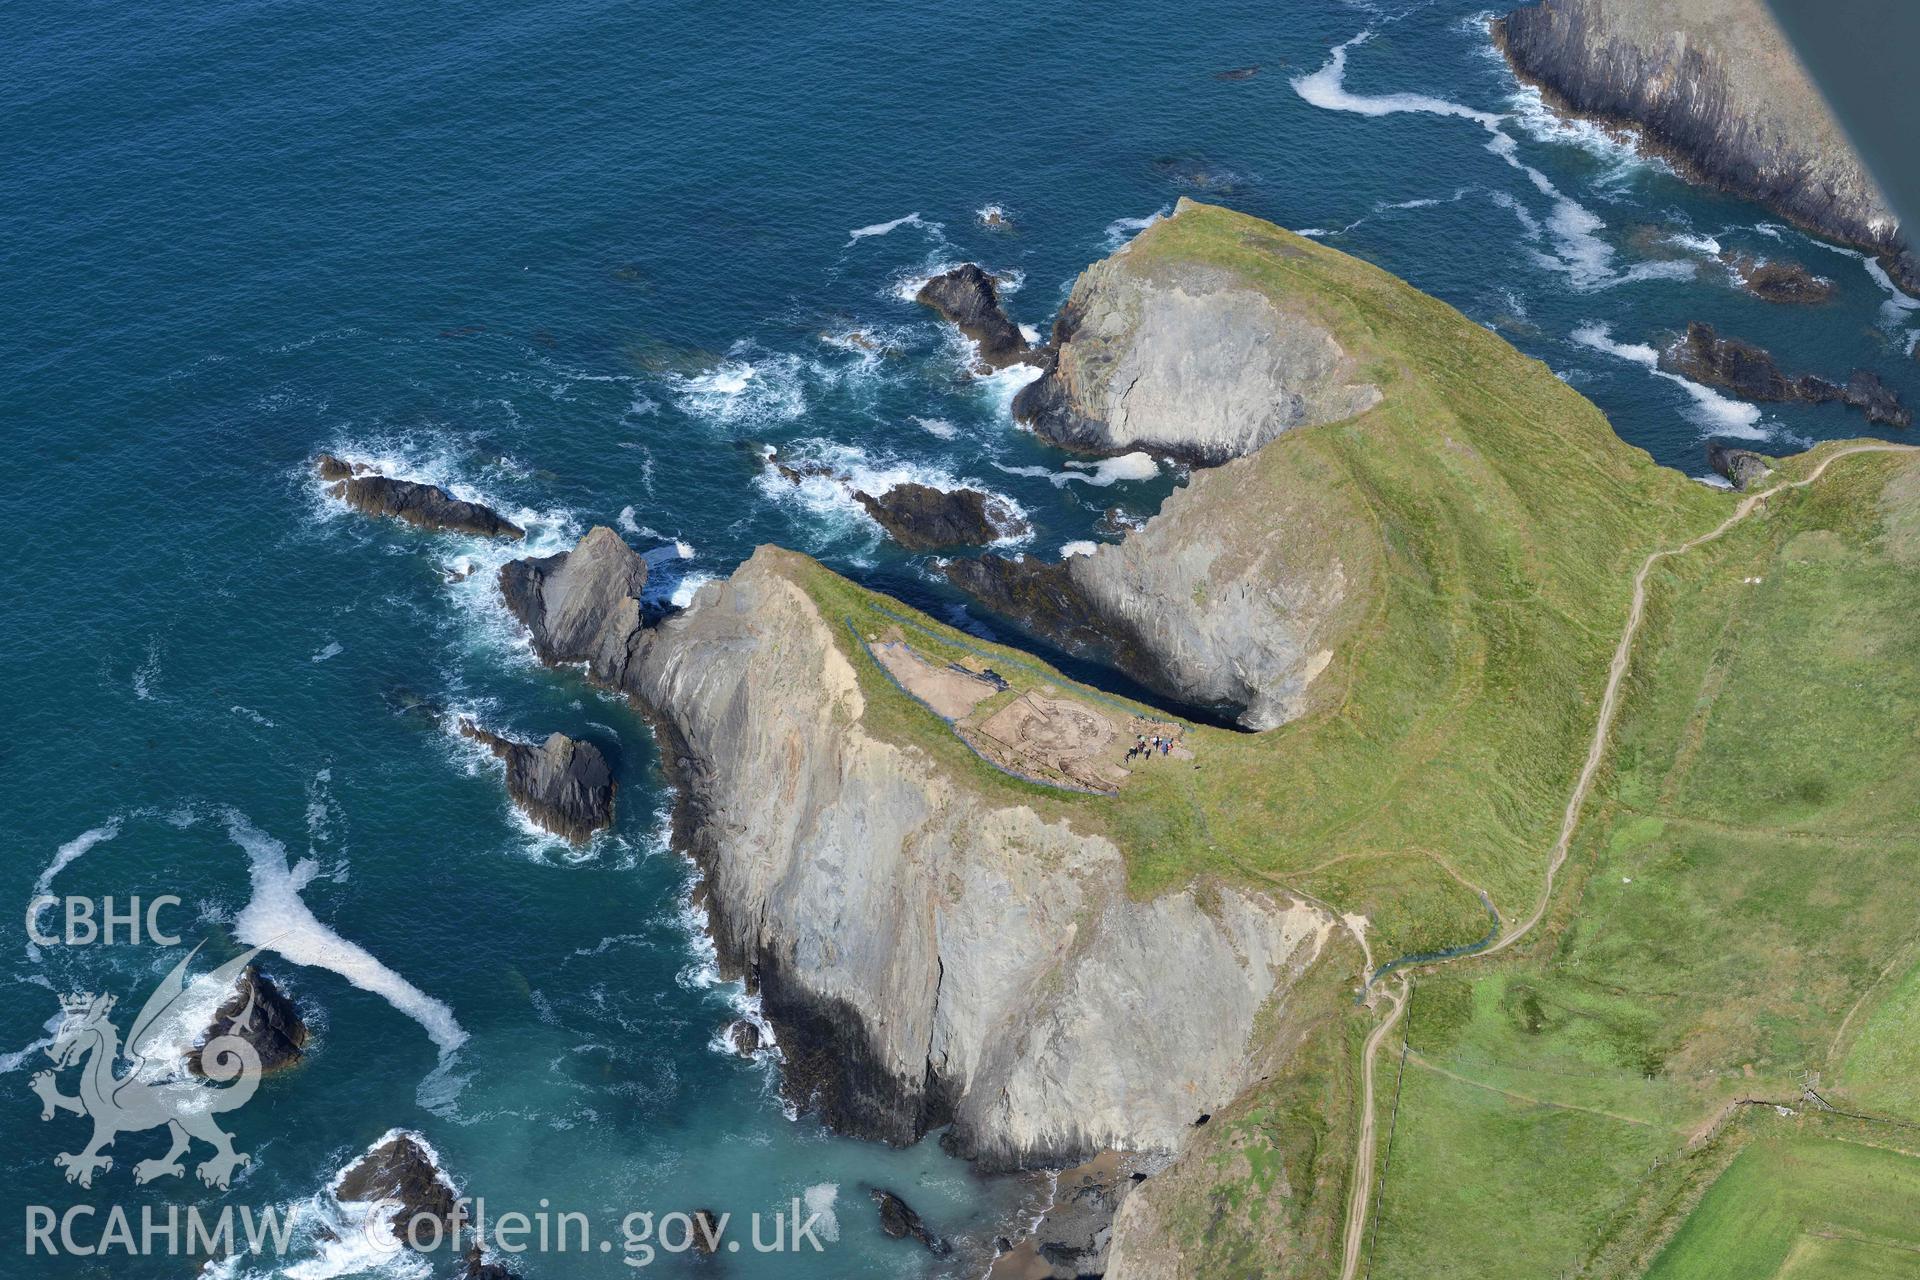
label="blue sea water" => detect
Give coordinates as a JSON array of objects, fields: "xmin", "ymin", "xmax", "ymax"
[{"xmin": 4, "ymin": 0, "xmax": 1915, "ymax": 1276}]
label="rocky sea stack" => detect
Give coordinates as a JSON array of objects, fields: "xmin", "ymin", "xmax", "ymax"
[
  {"xmin": 315, "ymin": 455, "xmax": 524, "ymax": 540},
  {"xmin": 1493, "ymin": 0, "xmax": 1916, "ymax": 293},
  {"xmin": 188, "ymin": 965, "xmax": 308, "ymax": 1075},
  {"xmin": 1661, "ymin": 322, "xmax": 1910, "ymax": 427},
  {"xmin": 460, "ymin": 720, "xmax": 616, "ymax": 844},
  {"xmin": 853, "ymin": 482, "xmax": 1026, "ymax": 550},
  {"xmin": 1013, "ymin": 198, "xmax": 1380, "ymax": 464},
  {"xmin": 914, "ymin": 263, "xmax": 1031, "ymax": 369},
  {"xmin": 1723, "ymin": 253, "xmax": 1834, "ymax": 305},
  {"xmin": 335, "ymin": 1131, "xmax": 462, "ymax": 1245},
  {"xmin": 499, "ymin": 525, "xmax": 650, "ymax": 677}
]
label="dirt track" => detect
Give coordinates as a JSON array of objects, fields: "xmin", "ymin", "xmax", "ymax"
[{"xmin": 1336, "ymin": 444, "xmax": 1919, "ymax": 1280}]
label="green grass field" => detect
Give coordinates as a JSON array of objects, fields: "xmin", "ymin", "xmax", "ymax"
[
  {"xmin": 1644, "ymin": 1132, "xmax": 1920, "ymax": 1280},
  {"xmin": 1365, "ymin": 448, "xmax": 1920, "ymax": 1279}
]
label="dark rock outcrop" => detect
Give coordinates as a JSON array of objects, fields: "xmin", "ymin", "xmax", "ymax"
[
  {"xmin": 871, "ymin": 1189, "xmax": 949, "ymax": 1256},
  {"xmin": 853, "ymin": 483, "xmax": 1028, "ymax": 551},
  {"xmin": 1662, "ymin": 323, "xmax": 1911, "ymax": 427},
  {"xmin": 314, "ymin": 455, "xmax": 524, "ymax": 540},
  {"xmin": 1493, "ymin": 0, "xmax": 1916, "ymax": 293},
  {"xmin": 189, "ymin": 966, "xmax": 307, "ymax": 1076},
  {"xmin": 691, "ymin": 1209, "xmax": 723, "ymax": 1256},
  {"xmin": 460, "ymin": 721, "xmax": 616, "ymax": 845},
  {"xmin": 914, "ymin": 265, "xmax": 1031, "ymax": 369},
  {"xmin": 336, "ymin": 1132, "xmax": 462, "ymax": 1246},
  {"xmin": 1724, "ymin": 253, "xmax": 1834, "ymax": 305},
  {"xmin": 1707, "ymin": 443, "xmax": 1773, "ymax": 491},
  {"xmin": 726, "ymin": 1019, "xmax": 762, "ymax": 1056},
  {"xmin": 498, "ymin": 526, "xmax": 650, "ymax": 678}
]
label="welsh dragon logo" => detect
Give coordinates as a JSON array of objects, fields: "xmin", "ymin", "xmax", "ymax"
[{"xmin": 30, "ymin": 943, "xmax": 265, "ymax": 1189}]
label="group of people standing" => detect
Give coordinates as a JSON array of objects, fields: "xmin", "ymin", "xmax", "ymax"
[{"xmin": 1126, "ymin": 732, "xmax": 1176, "ymax": 763}]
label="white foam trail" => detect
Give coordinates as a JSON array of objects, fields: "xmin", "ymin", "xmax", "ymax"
[
  {"xmin": 1665, "ymin": 231, "xmax": 1722, "ymax": 257},
  {"xmin": 847, "ymin": 211, "xmax": 926, "ymax": 243},
  {"xmin": 997, "ymin": 451, "xmax": 1161, "ymax": 489},
  {"xmin": 1060, "ymin": 541, "xmax": 1098, "ymax": 559},
  {"xmin": 33, "ymin": 819, "xmax": 123, "ymax": 902},
  {"xmin": 1295, "ymin": 31, "xmax": 1693, "ymax": 292},
  {"xmin": 1569, "ymin": 323, "xmax": 1769, "ymax": 438},
  {"xmin": 1293, "ymin": 32, "xmax": 1502, "ymax": 127},
  {"xmin": 912, "ymin": 416, "xmax": 958, "ymax": 439},
  {"xmin": 224, "ymin": 812, "xmax": 468, "ymax": 1061},
  {"xmin": 310, "ymin": 641, "xmax": 343, "ymax": 663},
  {"xmin": 617, "ymin": 504, "xmax": 642, "ymax": 535},
  {"xmin": 133, "ymin": 640, "xmax": 161, "ymax": 701},
  {"xmin": 230, "ymin": 705, "xmax": 275, "ymax": 728}
]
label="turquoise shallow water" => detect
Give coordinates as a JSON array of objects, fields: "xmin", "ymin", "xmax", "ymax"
[{"xmin": 4, "ymin": 1, "xmax": 1916, "ymax": 1276}]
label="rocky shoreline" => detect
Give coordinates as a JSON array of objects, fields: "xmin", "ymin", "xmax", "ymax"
[{"xmin": 1493, "ymin": 0, "xmax": 1917, "ymax": 294}]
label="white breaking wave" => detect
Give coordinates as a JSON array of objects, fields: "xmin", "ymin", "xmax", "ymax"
[
  {"xmin": 1060, "ymin": 541, "xmax": 1098, "ymax": 559},
  {"xmin": 802, "ymin": 1184, "xmax": 840, "ymax": 1243},
  {"xmin": 1569, "ymin": 323, "xmax": 1769, "ymax": 438},
  {"xmin": 670, "ymin": 354, "xmax": 807, "ymax": 426},
  {"xmin": 33, "ymin": 818, "xmax": 124, "ymax": 904},
  {"xmin": 847, "ymin": 211, "xmax": 930, "ymax": 244},
  {"xmin": 757, "ymin": 439, "xmax": 1031, "ymax": 547},
  {"xmin": 912, "ymin": 416, "xmax": 958, "ymax": 439},
  {"xmin": 1102, "ymin": 207, "xmax": 1171, "ymax": 252},
  {"xmin": 310, "ymin": 640, "xmax": 343, "ymax": 663},
  {"xmin": 224, "ymin": 811, "xmax": 468, "ymax": 1063}
]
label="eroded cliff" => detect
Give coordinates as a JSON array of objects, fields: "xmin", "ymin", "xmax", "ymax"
[
  {"xmin": 499, "ymin": 536, "xmax": 1336, "ymax": 1169},
  {"xmin": 1494, "ymin": 0, "xmax": 1916, "ymax": 292}
]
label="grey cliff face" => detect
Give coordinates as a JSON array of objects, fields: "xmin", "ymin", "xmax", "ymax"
[
  {"xmin": 460, "ymin": 720, "xmax": 617, "ymax": 845},
  {"xmin": 498, "ymin": 525, "xmax": 650, "ymax": 679},
  {"xmin": 1707, "ymin": 442, "xmax": 1773, "ymax": 491},
  {"xmin": 951, "ymin": 446, "xmax": 1375, "ymax": 732},
  {"xmin": 497, "ymin": 536, "xmax": 1336, "ymax": 1168},
  {"xmin": 1494, "ymin": 0, "xmax": 1916, "ymax": 293},
  {"xmin": 1013, "ymin": 200, "xmax": 1380, "ymax": 464}
]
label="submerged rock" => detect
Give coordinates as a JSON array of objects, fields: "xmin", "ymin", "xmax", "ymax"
[
  {"xmin": 499, "ymin": 526, "xmax": 650, "ymax": 678},
  {"xmin": 188, "ymin": 966, "xmax": 307, "ymax": 1076},
  {"xmin": 460, "ymin": 720, "xmax": 616, "ymax": 845},
  {"xmin": 456, "ymin": 1244, "xmax": 522, "ymax": 1280},
  {"xmin": 1662, "ymin": 323, "xmax": 1911, "ymax": 427},
  {"xmin": 871, "ymin": 1189, "xmax": 949, "ymax": 1256},
  {"xmin": 853, "ymin": 483, "xmax": 1028, "ymax": 551},
  {"xmin": 314, "ymin": 455, "xmax": 524, "ymax": 540},
  {"xmin": 914, "ymin": 264, "xmax": 1031, "ymax": 369},
  {"xmin": 1707, "ymin": 443, "xmax": 1773, "ymax": 492},
  {"xmin": 690, "ymin": 1209, "xmax": 723, "ymax": 1256},
  {"xmin": 726, "ymin": 1019, "xmax": 762, "ymax": 1056},
  {"xmin": 1493, "ymin": 0, "xmax": 1915, "ymax": 293},
  {"xmin": 1013, "ymin": 198, "xmax": 1380, "ymax": 463},
  {"xmin": 1724, "ymin": 253, "xmax": 1834, "ymax": 305},
  {"xmin": 336, "ymin": 1132, "xmax": 461, "ymax": 1246}
]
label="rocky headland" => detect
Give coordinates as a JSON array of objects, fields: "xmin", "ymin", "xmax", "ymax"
[
  {"xmin": 1493, "ymin": 0, "xmax": 1917, "ymax": 294},
  {"xmin": 315, "ymin": 455, "xmax": 525, "ymax": 540},
  {"xmin": 1661, "ymin": 322, "xmax": 1911, "ymax": 427},
  {"xmin": 459, "ymin": 720, "xmax": 616, "ymax": 845},
  {"xmin": 494, "ymin": 531, "xmax": 1338, "ymax": 1168},
  {"xmin": 1012, "ymin": 200, "xmax": 1380, "ymax": 463}
]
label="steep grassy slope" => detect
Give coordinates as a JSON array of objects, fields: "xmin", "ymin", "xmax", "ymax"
[{"xmin": 1364, "ymin": 447, "xmax": 1920, "ymax": 1280}]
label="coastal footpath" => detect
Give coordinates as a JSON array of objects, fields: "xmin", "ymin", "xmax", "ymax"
[{"xmin": 1494, "ymin": 0, "xmax": 1917, "ymax": 293}]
